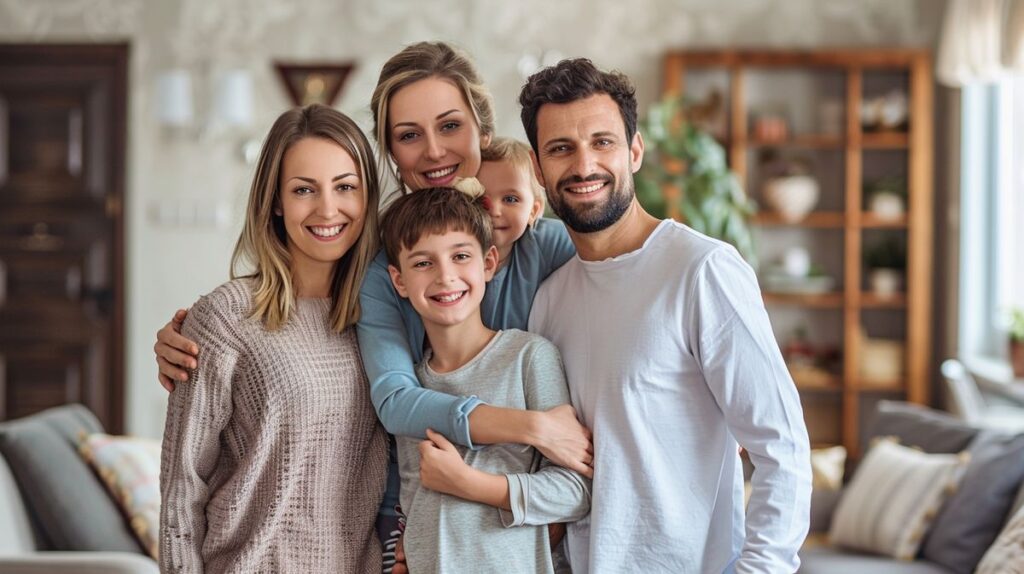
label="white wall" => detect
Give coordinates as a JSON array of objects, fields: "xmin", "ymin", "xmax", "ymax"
[{"xmin": 0, "ymin": 0, "xmax": 946, "ymax": 438}]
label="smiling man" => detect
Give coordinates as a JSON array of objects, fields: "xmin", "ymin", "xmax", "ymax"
[{"xmin": 520, "ymin": 60, "xmax": 812, "ymax": 573}]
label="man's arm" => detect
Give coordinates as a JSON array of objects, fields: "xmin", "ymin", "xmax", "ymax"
[{"xmin": 691, "ymin": 248, "xmax": 813, "ymax": 574}]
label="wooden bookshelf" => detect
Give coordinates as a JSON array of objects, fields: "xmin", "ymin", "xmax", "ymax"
[{"xmin": 663, "ymin": 49, "xmax": 934, "ymax": 458}]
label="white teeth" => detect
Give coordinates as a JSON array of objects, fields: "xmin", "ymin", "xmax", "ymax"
[
  {"xmin": 569, "ymin": 182, "xmax": 604, "ymax": 194},
  {"xmin": 310, "ymin": 225, "xmax": 343, "ymax": 237},
  {"xmin": 434, "ymin": 291, "xmax": 464, "ymax": 303},
  {"xmin": 425, "ymin": 166, "xmax": 457, "ymax": 179}
]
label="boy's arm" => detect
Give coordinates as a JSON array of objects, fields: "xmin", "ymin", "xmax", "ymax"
[
  {"xmin": 500, "ymin": 338, "xmax": 591, "ymax": 526},
  {"xmin": 418, "ymin": 339, "xmax": 592, "ymax": 522},
  {"xmin": 159, "ymin": 297, "xmax": 239, "ymax": 574},
  {"xmin": 691, "ymin": 248, "xmax": 812, "ymax": 574},
  {"xmin": 417, "ymin": 430, "xmax": 512, "ymax": 509}
]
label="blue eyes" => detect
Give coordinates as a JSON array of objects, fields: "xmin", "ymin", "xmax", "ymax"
[{"xmin": 395, "ymin": 121, "xmax": 462, "ymax": 143}]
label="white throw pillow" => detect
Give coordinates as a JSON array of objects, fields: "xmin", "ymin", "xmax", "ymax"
[{"xmin": 828, "ymin": 438, "xmax": 970, "ymax": 560}]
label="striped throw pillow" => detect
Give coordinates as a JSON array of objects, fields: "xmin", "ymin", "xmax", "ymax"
[{"xmin": 828, "ymin": 437, "xmax": 970, "ymax": 560}]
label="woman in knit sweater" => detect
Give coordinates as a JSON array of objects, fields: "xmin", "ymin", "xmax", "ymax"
[{"xmin": 158, "ymin": 104, "xmax": 388, "ymax": 573}]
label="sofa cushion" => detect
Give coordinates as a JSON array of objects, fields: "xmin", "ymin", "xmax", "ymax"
[
  {"xmin": 0, "ymin": 455, "xmax": 36, "ymax": 553},
  {"xmin": 79, "ymin": 433, "xmax": 161, "ymax": 558},
  {"xmin": 921, "ymin": 431, "xmax": 1024, "ymax": 573},
  {"xmin": 868, "ymin": 400, "xmax": 980, "ymax": 454},
  {"xmin": 829, "ymin": 438, "xmax": 970, "ymax": 560},
  {"xmin": 799, "ymin": 546, "xmax": 954, "ymax": 574},
  {"xmin": 976, "ymin": 503, "xmax": 1024, "ymax": 574},
  {"xmin": 0, "ymin": 404, "xmax": 142, "ymax": 553}
]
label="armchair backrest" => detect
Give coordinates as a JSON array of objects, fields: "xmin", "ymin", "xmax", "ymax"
[{"xmin": 942, "ymin": 359, "xmax": 987, "ymax": 424}]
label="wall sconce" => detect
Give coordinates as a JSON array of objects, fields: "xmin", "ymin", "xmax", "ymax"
[
  {"xmin": 274, "ymin": 62, "xmax": 354, "ymax": 107},
  {"xmin": 154, "ymin": 67, "xmax": 253, "ymax": 134},
  {"xmin": 155, "ymin": 69, "xmax": 193, "ymax": 126}
]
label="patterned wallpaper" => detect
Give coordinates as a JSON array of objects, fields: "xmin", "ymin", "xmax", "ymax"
[{"xmin": 0, "ymin": 0, "xmax": 946, "ymax": 437}]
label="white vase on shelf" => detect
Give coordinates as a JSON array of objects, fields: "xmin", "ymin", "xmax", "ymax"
[{"xmin": 763, "ymin": 175, "xmax": 820, "ymax": 223}]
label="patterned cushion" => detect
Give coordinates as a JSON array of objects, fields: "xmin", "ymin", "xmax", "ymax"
[
  {"xmin": 829, "ymin": 438, "xmax": 970, "ymax": 560},
  {"xmin": 977, "ymin": 504, "xmax": 1024, "ymax": 574},
  {"xmin": 79, "ymin": 434, "xmax": 161, "ymax": 558}
]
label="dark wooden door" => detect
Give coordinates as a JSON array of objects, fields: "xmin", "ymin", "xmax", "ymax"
[{"xmin": 0, "ymin": 45, "xmax": 127, "ymax": 432}]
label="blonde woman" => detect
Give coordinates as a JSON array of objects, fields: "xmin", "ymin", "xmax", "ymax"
[{"xmin": 159, "ymin": 104, "xmax": 387, "ymax": 574}]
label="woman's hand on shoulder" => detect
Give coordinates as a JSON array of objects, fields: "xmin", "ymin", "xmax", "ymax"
[{"xmin": 155, "ymin": 308, "xmax": 200, "ymax": 392}]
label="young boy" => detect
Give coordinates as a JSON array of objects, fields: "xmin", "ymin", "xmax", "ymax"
[{"xmin": 380, "ymin": 184, "xmax": 590, "ymax": 574}]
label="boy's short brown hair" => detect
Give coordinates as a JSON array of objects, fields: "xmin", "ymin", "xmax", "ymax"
[
  {"xmin": 380, "ymin": 187, "xmax": 493, "ymax": 269},
  {"xmin": 480, "ymin": 136, "xmax": 546, "ymax": 211}
]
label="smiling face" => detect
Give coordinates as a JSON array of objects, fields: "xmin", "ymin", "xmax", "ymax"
[
  {"xmin": 532, "ymin": 93, "xmax": 644, "ymax": 234},
  {"xmin": 387, "ymin": 76, "xmax": 491, "ymax": 191},
  {"xmin": 387, "ymin": 229, "xmax": 498, "ymax": 329},
  {"xmin": 476, "ymin": 159, "xmax": 543, "ymax": 261},
  {"xmin": 277, "ymin": 137, "xmax": 366, "ymax": 283}
]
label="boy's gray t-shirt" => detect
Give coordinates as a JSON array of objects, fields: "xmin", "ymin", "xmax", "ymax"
[{"xmin": 398, "ymin": 329, "xmax": 590, "ymax": 574}]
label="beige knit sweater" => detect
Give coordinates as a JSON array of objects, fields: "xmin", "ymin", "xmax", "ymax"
[{"xmin": 159, "ymin": 279, "xmax": 388, "ymax": 574}]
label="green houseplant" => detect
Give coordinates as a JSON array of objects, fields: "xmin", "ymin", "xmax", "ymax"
[
  {"xmin": 1010, "ymin": 308, "xmax": 1024, "ymax": 377},
  {"xmin": 863, "ymin": 237, "xmax": 906, "ymax": 297},
  {"xmin": 635, "ymin": 95, "xmax": 757, "ymax": 266}
]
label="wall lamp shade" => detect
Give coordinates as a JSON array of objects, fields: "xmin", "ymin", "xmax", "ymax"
[
  {"xmin": 213, "ymin": 69, "xmax": 253, "ymax": 127},
  {"xmin": 274, "ymin": 62, "xmax": 354, "ymax": 107},
  {"xmin": 155, "ymin": 69, "xmax": 194, "ymax": 126}
]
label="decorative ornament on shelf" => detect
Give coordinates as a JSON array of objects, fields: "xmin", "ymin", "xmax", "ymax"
[
  {"xmin": 752, "ymin": 105, "xmax": 789, "ymax": 143},
  {"xmin": 760, "ymin": 153, "xmax": 820, "ymax": 223},
  {"xmin": 635, "ymin": 94, "xmax": 757, "ymax": 266},
  {"xmin": 862, "ymin": 89, "xmax": 909, "ymax": 132},
  {"xmin": 762, "ymin": 246, "xmax": 835, "ymax": 295}
]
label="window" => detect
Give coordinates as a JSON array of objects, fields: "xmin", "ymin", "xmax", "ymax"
[{"xmin": 960, "ymin": 78, "xmax": 1024, "ymax": 366}]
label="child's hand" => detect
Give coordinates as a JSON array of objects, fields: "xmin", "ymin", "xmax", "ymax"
[{"xmin": 418, "ymin": 429, "xmax": 470, "ymax": 496}]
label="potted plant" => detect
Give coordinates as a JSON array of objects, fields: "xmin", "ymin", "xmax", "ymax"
[
  {"xmin": 1010, "ymin": 308, "xmax": 1024, "ymax": 377},
  {"xmin": 635, "ymin": 94, "xmax": 758, "ymax": 266},
  {"xmin": 864, "ymin": 237, "xmax": 906, "ymax": 297},
  {"xmin": 865, "ymin": 176, "xmax": 907, "ymax": 220}
]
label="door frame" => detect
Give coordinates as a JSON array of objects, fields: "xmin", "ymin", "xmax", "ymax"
[{"xmin": 0, "ymin": 43, "xmax": 128, "ymax": 432}]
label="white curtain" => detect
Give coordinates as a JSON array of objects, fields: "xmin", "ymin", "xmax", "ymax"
[{"xmin": 938, "ymin": 0, "xmax": 1024, "ymax": 86}]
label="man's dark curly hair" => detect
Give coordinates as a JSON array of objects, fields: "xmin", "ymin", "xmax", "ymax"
[{"xmin": 518, "ymin": 58, "xmax": 638, "ymax": 154}]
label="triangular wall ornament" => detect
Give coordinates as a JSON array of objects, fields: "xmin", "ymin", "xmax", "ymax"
[{"xmin": 274, "ymin": 62, "xmax": 355, "ymax": 107}]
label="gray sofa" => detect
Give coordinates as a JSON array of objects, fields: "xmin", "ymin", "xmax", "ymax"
[
  {"xmin": 798, "ymin": 400, "xmax": 1024, "ymax": 574},
  {"xmin": 0, "ymin": 404, "xmax": 158, "ymax": 574}
]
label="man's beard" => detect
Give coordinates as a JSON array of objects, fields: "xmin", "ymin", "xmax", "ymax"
[{"xmin": 548, "ymin": 172, "xmax": 634, "ymax": 233}]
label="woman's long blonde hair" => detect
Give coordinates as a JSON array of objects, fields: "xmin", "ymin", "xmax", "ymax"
[
  {"xmin": 370, "ymin": 41, "xmax": 495, "ymax": 193},
  {"xmin": 231, "ymin": 104, "xmax": 380, "ymax": 333}
]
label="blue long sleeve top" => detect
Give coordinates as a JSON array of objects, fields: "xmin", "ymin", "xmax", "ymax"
[{"xmin": 356, "ymin": 217, "xmax": 576, "ymax": 448}]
